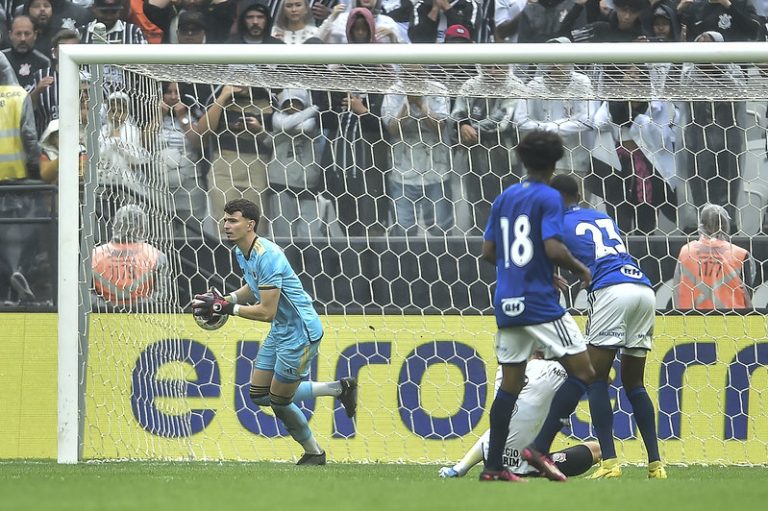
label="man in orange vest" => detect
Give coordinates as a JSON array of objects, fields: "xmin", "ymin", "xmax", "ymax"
[
  {"xmin": 674, "ymin": 204, "xmax": 755, "ymax": 310},
  {"xmin": 91, "ymin": 204, "xmax": 170, "ymax": 310}
]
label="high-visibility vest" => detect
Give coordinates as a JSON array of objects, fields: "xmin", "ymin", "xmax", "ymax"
[
  {"xmin": 676, "ymin": 238, "xmax": 749, "ymax": 310},
  {"xmin": 92, "ymin": 242, "xmax": 163, "ymax": 306},
  {"xmin": 129, "ymin": 0, "xmax": 164, "ymax": 43},
  {"xmin": 0, "ymin": 85, "xmax": 28, "ymax": 181}
]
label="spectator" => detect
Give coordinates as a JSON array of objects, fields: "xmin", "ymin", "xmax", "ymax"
[
  {"xmin": 678, "ymin": 0, "xmax": 761, "ymax": 41},
  {"xmin": 0, "ymin": 51, "xmax": 42, "ymax": 304},
  {"xmin": 48, "ymin": 0, "xmax": 94, "ymax": 32},
  {"xmin": 38, "ymin": 73, "xmax": 89, "ymax": 184},
  {"xmin": 409, "ymin": 0, "xmax": 478, "ymax": 42},
  {"xmin": 81, "ymin": 0, "xmax": 147, "ymax": 44},
  {"xmin": 591, "ymin": 74, "xmax": 679, "ymax": 234},
  {"xmin": 158, "ymin": 81, "xmax": 207, "ymax": 239},
  {"xmin": 128, "ymin": 0, "xmax": 163, "ymax": 43},
  {"xmin": 382, "ymin": 67, "xmax": 453, "ymax": 236},
  {"xmin": 379, "ymin": 0, "xmax": 412, "ymax": 36},
  {"xmin": 514, "ymin": 38, "xmax": 598, "ymax": 189},
  {"xmin": 175, "ymin": 9, "xmax": 207, "ymax": 42},
  {"xmin": 494, "ymin": 0, "xmax": 527, "ymax": 42},
  {"xmin": 91, "ymin": 204, "xmax": 171, "ymax": 311},
  {"xmin": 451, "ymin": 64, "xmax": 525, "ymax": 234},
  {"xmin": 29, "ymin": 28, "xmax": 80, "ymax": 136},
  {"xmin": 673, "ymin": 204, "xmax": 755, "ymax": 310},
  {"xmin": 271, "ymin": 0, "xmax": 318, "ymax": 42},
  {"xmin": 194, "ymin": 85, "xmax": 273, "ymax": 236},
  {"xmin": 2, "ymin": 15, "xmax": 51, "ymax": 92},
  {"xmin": 649, "ymin": 3, "xmax": 680, "ymax": 41},
  {"xmin": 231, "ymin": 0, "xmax": 283, "ymax": 43},
  {"xmin": 144, "ymin": 0, "xmax": 236, "ymax": 43},
  {"xmin": 96, "ymin": 90, "xmax": 150, "ymax": 242},
  {"xmin": 679, "ymin": 30, "xmax": 746, "ymax": 230},
  {"xmin": 318, "ymin": 0, "xmax": 408, "ymax": 42},
  {"xmin": 24, "ymin": 0, "xmax": 57, "ymax": 59},
  {"xmin": 565, "ymin": 0, "xmax": 650, "ymax": 42},
  {"xmin": 267, "ymin": 88, "xmax": 341, "ymax": 238},
  {"xmin": 518, "ymin": 0, "xmax": 587, "ymax": 43}
]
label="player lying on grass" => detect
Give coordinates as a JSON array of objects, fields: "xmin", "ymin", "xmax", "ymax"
[
  {"xmin": 193, "ymin": 198, "xmax": 357, "ymax": 465},
  {"xmin": 440, "ymin": 357, "xmax": 600, "ymax": 479}
]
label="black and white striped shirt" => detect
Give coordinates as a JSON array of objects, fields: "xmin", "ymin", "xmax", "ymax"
[
  {"xmin": 80, "ymin": 19, "xmax": 148, "ymax": 45},
  {"xmin": 32, "ymin": 66, "xmax": 58, "ymax": 136}
]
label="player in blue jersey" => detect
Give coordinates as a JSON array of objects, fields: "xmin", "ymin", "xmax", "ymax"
[
  {"xmin": 192, "ymin": 199, "xmax": 357, "ymax": 465},
  {"xmin": 480, "ymin": 130, "xmax": 596, "ymax": 483},
  {"xmin": 549, "ymin": 174, "xmax": 667, "ymax": 480}
]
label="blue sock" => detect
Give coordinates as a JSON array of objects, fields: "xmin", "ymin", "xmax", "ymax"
[
  {"xmin": 627, "ymin": 386, "xmax": 661, "ymax": 463},
  {"xmin": 588, "ymin": 380, "xmax": 617, "ymax": 460},
  {"xmin": 292, "ymin": 381, "xmax": 314, "ymax": 402},
  {"xmin": 534, "ymin": 377, "xmax": 588, "ymax": 454},
  {"xmin": 485, "ymin": 388, "xmax": 518, "ymax": 471},
  {"xmin": 271, "ymin": 402, "xmax": 312, "ymax": 443}
]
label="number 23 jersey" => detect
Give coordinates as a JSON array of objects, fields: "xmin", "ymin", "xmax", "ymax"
[
  {"xmin": 484, "ymin": 180, "xmax": 566, "ymax": 327},
  {"xmin": 562, "ymin": 205, "xmax": 651, "ymax": 292}
]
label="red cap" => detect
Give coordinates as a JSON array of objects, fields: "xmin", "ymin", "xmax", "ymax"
[{"xmin": 445, "ymin": 25, "xmax": 471, "ymax": 42}]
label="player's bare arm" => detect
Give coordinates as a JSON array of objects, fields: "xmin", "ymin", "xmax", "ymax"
[
  {"xmin": 228, "ymin": 284, "xmax": 256, "ymax": 305},
  {"xmin": 481, "ymin": 240, "xmax": 496, "ymax": 264},
  {"xmin": 233, "ymin": 287, "xmax": 279, "ymax": 322},
  {"xmin": 544, "ymin": 238, "xmax": 591, "ymax": 288}
]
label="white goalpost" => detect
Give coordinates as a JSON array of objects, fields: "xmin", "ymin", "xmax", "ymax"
[{"xmin": 58, "ymin": 43, "xmax": 768, "ymax": 465}]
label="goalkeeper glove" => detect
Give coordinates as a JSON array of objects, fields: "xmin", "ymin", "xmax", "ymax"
[{"xmin": 192, "ymin": 287, "xmax": 235, "ymax": 317}]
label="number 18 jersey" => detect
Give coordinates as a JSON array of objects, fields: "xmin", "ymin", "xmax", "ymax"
[
  {"xmin": 484, "ymin": 180, "xmax": 566, "ymax": 327},
  {"xmin": 562, "ymin": 205, "xmax": 651, "ymax": 292}
]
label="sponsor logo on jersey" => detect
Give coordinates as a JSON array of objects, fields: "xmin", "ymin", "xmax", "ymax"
[
  {"xmin": 620, "ymin": 264, "xmax": 644, "ymax": 279},
  {"xmin": 597, "ymin": 329, "xmax": 625, "ymax": 339},
  {"xmin": 501, "ymin": 297, "xmax": 526, "ymax": 317}
]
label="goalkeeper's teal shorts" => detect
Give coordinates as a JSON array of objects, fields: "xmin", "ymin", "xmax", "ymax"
[{"xmin": 253, "ymin": 325, "xmax": 321, "ymax": 383}]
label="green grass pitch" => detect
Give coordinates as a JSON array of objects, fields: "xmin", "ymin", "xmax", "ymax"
[{"xmin": 2, "ymin": 462, "xmax": 767, "ymax": 511}]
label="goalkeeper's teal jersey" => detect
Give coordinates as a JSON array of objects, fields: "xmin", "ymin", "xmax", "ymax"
[{"xmin": 234, "ymin": 237, "xmax": 323, "ymax": 345}]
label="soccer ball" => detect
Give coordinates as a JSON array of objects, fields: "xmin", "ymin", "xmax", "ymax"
[{"xmin": 194, "ymin": 313, "xmax": 229, "ymax": 331}]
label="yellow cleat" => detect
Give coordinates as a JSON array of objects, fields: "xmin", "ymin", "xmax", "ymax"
[
  {"xmin": 648, "ymin": 461, "xmax": 667, "ymax": 479},
  {"xmin": 587, "ymin": 459, "xmax": 622, "ymax": 479}
]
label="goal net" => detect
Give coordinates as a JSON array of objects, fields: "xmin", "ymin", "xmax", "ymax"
[{"xmin": 58, "ymin": 43, "xmax": 768, "ymax": 465}]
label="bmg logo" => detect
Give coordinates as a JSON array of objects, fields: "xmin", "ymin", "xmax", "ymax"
[{"xmin": 501, "ymin": 297, "xmax": 526, "ymax": 317}]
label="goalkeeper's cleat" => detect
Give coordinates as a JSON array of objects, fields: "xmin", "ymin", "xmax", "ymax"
[
  {"xmin": 521, "ymin": 446, "xmax": 567, "ymax": 482},
  {"xmin": 587, "ymin": 458, "xmax": 623, "ymax": 479},
  {"xmin": 439, "ymin": 467, "xmax": 460, "ymax": 478},
  {"xmin": 296, "ymin": 451, "xmax": 326, "ymax": 466},
  {"xmin": 478, "ymin": 469, "xmax": 525, "ymax": 483},
  {"xmin": 648, "ymin": 461, "xmax": 667, "ymax": 479},
  {"xmin": 338, "ymin": 377, "xmax": 358, "ymax": 418}
]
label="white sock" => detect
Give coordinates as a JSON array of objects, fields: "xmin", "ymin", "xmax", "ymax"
[
  {"xmin": 454, "ymin": 436, "xmax": 485, "ymax": 476},
  {"xmin": 311, "ymin": 381, "xmax": 342, "ymax": 397},
  {"xmin": 300, "ymin": 434, "xmax": 323, "ymax": 455}
]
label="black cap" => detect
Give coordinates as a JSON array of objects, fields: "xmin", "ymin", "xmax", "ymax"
[
  {"xmin": 93, "ymin": 0, "xmax": 124, "ymax": 10},
  {"xmin": 177, "ymin": 10, "xmax": 207, "ymax": 32}
]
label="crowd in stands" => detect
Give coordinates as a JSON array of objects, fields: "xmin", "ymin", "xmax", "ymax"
[{"xmin": 0, "ymin": 0, "xmax": 767, "ymax": 308}]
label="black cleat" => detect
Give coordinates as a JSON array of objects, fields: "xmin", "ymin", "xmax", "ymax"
[
  {"xmin": 296, "ymin": 451, "xmax": 326, "ymax": 466},
  {"xmin": 338, "ymin": 377, "xmax": 358, "ymax": 418}
]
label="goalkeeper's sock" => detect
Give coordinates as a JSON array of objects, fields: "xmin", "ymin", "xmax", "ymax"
[
  {"xmin": 485, "ymin": 388, "xmax": 518, "ymax": 471},
  {"xmin": 454, "ymin": 434, "xmax": 485, "ymax": 476},
  {"xmin": 271, "ymin": 401, "xmax": 321, "ymax": 453},
  {"xmin": 588, "ymin": 380, "xmax": 617, "ymax": 460},
  {"xmin": 534, "ymin": 377, "xmax": 588, "ymax": 454},
  {"xmin": 627, "ymin": 386, "xmax": 661, "ymax": 463},
  {"xmin": 286, "ymin": 381, "xmax": 344, "ymax": 404}
]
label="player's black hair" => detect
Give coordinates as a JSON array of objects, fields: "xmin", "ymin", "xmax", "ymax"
[
  {"xmin": 224, "ymin": 199, "xmax": 261, "ymax": 226},
  {"xmin": 515, "ymin": 130, "xmax": 565, "ymax": 174},
  {"xmin": 549, "ymin": 174, "xmax": 580, "ymax": 202}
]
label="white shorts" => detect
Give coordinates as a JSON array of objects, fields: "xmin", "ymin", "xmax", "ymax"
[
  {"xmin": 495, "ymin": 313, "xmax": 586, "ymax": 364},
  {"xmin": 585, "ymin": 283, "xmax": 655, "ymax": 358}
]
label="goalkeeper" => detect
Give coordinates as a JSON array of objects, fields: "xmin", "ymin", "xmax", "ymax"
[{"xmin": 193, "ymin": 198, "xmax": 356, "ymax": 465}]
